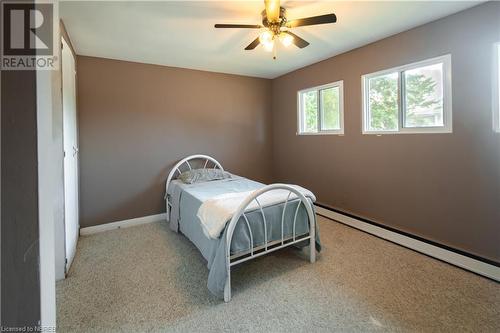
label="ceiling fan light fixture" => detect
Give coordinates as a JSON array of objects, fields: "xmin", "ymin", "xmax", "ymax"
[
  {"xmin": 279, "ymin": 32, "xmax": 294, "ymax": 47},
  {"xmin": 262, "ymin": 40, "xmax": 274, "ymax": 52},
  {"xmin": 259, "ymin": 30, "xmax": 273, "ymax": 45}
]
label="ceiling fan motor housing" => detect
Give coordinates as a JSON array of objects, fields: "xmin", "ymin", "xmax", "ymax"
[{"xmin": 262, "ymin": 7, "xmax": 287, "ymax": 35}]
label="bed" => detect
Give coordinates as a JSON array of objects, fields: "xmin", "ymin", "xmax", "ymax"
[{"xmin": 165, "ymin": 154, "xmax": 320, "ymax": 302}]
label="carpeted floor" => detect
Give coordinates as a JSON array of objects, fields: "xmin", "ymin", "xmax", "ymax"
[{"xmin": 56, "ymin": 216, "xmax": 500, "ymax": 332}]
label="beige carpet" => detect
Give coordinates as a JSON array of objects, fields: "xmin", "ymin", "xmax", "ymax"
[{"xmin": 57, "ymin": 216, "xmax": 500, "ymax": 332}]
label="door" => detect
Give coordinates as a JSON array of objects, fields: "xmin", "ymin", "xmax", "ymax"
[{"xmin": 62, "ymin": 37, "xmax": 79, "ymax": 274}]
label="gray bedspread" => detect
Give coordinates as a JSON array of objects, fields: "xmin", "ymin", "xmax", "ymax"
[{"xmin": 167, "ymin": 175, "xmax": 320, "ymax": 298}]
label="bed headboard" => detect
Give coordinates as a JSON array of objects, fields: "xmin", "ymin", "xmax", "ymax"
[
  {"xmin": 168, "ymin": 154, "xmax": 223, "ymax": 181},
  {"xmin": 165, "ymin": 154, "xmax": 224, "ymax": 206}
]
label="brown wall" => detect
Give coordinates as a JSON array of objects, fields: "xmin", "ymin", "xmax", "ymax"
[
  {"xmin": 77, "ymin": 56, "xmax": 273, "ymax": 227},
  {"xmin": 272, "ymin": 2, "xmax": 500, "ymax": 262}
]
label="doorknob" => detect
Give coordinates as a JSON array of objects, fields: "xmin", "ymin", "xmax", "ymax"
[{"xmin": 73, "ymin": 146, "xmax": 79, "ymax": 157}]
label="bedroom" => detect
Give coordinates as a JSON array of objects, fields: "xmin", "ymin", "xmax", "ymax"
[{"xmin": 1, "ymin": 0, "xmax": 499, "ymax": 332}]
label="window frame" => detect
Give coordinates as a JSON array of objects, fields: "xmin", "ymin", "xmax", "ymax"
[
  {"xmin": 494, "ymin": 43, "xmax": 500, "ymax": 133},
  {"xmin": 361, "ymin": 54, "xmax": 452, "ymax": 135},
  {"xmin": 297, "ymin": 80, "xmax": 344, "ymax": 136}
]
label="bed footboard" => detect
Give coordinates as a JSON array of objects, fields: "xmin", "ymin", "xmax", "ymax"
[{"xmin": 223, "ymin": 184, "xmax": 316, "ymax": 302}]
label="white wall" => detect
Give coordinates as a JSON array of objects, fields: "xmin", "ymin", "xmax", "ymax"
[{"xmin": 37, "ymin": 68, "xmax": 57, "ymax": 330}]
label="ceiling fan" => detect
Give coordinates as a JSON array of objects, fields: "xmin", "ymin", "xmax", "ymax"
[{"xmin": 214, "ymin": 0, "xmax": 337, "ymax": 59}]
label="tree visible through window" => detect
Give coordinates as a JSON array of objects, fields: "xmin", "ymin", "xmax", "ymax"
[
  {"xmin": 404, "ymin": 63, "xmax": 443, "ymax": 127},
  {"xmin": 303, "ymin": 90, "xmax": 318, "ymax": 132},
  {"xmin": 368, "ymin": 72, "xmax": 398, "ymax": 131},
  {"xmin": 321, "ymin": 87, "xmax": 340, "ymax": 130}
]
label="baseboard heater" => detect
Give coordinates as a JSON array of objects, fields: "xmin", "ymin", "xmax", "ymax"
[{"xmin": 314, "ymin": 203, "xmax": 500, "ymax": 282}]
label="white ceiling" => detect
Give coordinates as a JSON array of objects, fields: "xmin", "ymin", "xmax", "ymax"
[{"xmin": 60, "ymin": 1, "xmax": 480, "ymax": 79}]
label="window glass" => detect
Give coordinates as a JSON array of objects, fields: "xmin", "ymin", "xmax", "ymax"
[
  {"xmin": 404, "ymin": 63, "xmax": 444, "ymax": 128},
  {"xmin": 302, "ymin": 90, "xmax": 318, "ymax": 132},
  {"xmin": 320, "ymin": 87, "xmax": 340, "ymax": 130},
  {"xmin": 368, "ymin": 72, "xmax": 398, "ymax": 131}
]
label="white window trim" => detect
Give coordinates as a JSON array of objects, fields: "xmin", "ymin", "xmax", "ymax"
[
  {"xmin": 494, "ymin": 43, "xmax": 500, "ymax": 133},
  {"xmin": 361, "ymin": 54, "xmax": 452, "ymax": 135},
  {"xmin": 297, "ymin": 80, "xmax": 344, "ymax": 136}
]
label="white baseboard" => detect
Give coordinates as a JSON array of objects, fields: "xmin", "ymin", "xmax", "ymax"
[
  {"xmin": 315, "ymin": 205, "xmax": 500, "ymax": 282},
  {"xmin": 80, "ymin": 213, "xmax": 166, "ymax": 236}
]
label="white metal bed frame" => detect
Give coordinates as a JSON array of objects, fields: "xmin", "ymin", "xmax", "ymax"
[{"xmin": 165, "ymin": 154, "xmax": 316, "ymax": 302}]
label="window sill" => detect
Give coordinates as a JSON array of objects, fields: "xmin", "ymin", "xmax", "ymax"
[
  {"xmin": 362, "ymin": 128, "xmax": 452, "ymax": 135},
  {"xmin": 297, "ymin": 131, "xmax": 344, "ymax": 136}
]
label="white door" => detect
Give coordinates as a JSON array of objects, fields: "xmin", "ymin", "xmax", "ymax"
[{"xmin": 62, "ymin": 37, "xmax": 79, "ymax": 274}]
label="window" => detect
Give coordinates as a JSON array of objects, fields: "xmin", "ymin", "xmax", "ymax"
[
  {"xmin": 297, "ymin": 81, "xmax": 344, "ymax": 135},
  {"xmin": 362, "ymin": 55, "xmax": 452, "ymax": 134}
]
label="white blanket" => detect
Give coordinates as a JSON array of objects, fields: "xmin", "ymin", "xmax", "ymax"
[{"xmin": 197, "ymin": 185, "xmax": 316, "ymax": 239}]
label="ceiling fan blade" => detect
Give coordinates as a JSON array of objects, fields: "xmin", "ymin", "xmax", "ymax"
[
  {"xmin": 285, "ymin": 31, "xmax": 309, "ymax": 48},
  {"xmin": 265, "ymin": 0, "xmax": 280, "ymax": 22},
  {"xmin": 214, "ymin": 24, "xmax": 262, "ymax": 29},
  {"xmin": 287, "ymin": 13, "xmax": 337, "ymax": 28},
  {"xmin": 245, "ymin": 37, "xmax": 261, "ymax": 50}
]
